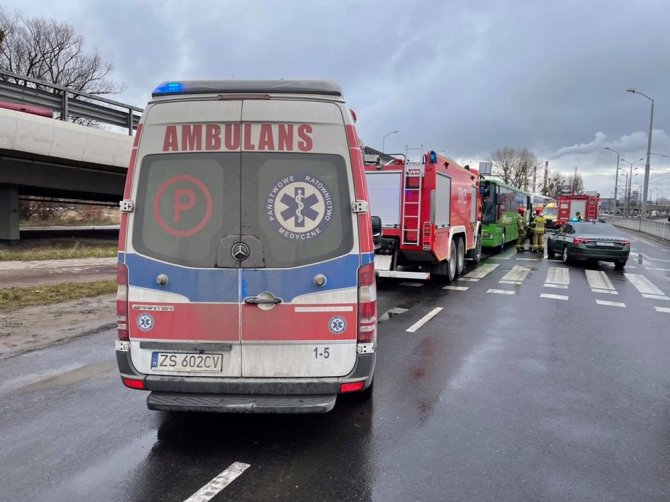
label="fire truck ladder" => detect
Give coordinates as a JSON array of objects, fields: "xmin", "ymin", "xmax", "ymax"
[{"xmin": 401, "ymin": 145, "xmax": 424, "ymax": 246}]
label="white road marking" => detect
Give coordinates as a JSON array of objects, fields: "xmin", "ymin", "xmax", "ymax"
[
  {"xmin": 596, "ymin": 300, "xmax": 626, "ymax": 308},
  {"xmin": 463, "ymin": 263, "xmax": 499, "ymax": 280},
  {"xmin": 624, "ymin": 273, "xmax": 666, "ymax": 296},
  {"xmin": 398, "ymin": 282, "xmax": 424, "ymax": 287},
  {"xmin": 487, "ymin": 289, "xmax": 516, "ymax": 295},
  {"xmin": 646, "ymin": 267, "xmax": 670, "ymax": 272},
  {"xmin": 540, "ymin": 293, "xmax": 568, "ymax": 301},
  {"xmin": 642, "ymin": 294, "xmax": 670, "ymax": 301},
  {"xmin": 443, "ymin": 285, "xmax": 469, "ymax": 291},
  {"xmin": 655, "ymin": 307, "xmax": 670, "ymax": 313},
  {"xmin": 544, "ymin": 284, "xmax": 569, "ymax": 289},
  {"xmin": 499, "ymin": 280, "xmax": 522, "ymax": 285},
  {"xmin": 185, "ymin": 462, "xmax": 250, "ymax": 502},
  {"xmin": 457, "ymin": 277, "xmax": 480, "ymax": 282},
  {"xmin": 406, "ymin": 307, "xmax": 443, "ymax": 333},
  {"xmin": 546, "ymin": 267, "xmax": 570, "ymax": 287},
  {"xmin": 591, "ymin": 288, "xmax": 618, "ymax": 295},
  {"xmin": 489, "ymin": 255, "xmax": 512, "ymax": 260},
  {"xmin": 500, "ymin": 265, "xmax": 531, "ymax": 284},
  {"xmin": 516, "ymin": 257, "xmax": 540, "ymax": 261}
]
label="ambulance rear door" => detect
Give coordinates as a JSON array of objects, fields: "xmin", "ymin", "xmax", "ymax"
[{"xmin": 238, "ymin": 99, "xmax": 359, "ymax": 378}]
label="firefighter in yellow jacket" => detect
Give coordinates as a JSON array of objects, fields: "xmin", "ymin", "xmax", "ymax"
[
  {"xmin": 516, "ymin": 207, "xmax": 527, "ymax": 252},
  {"xmin": 531, "ymin": 208, "xmax": 546, "ymax": 254}
]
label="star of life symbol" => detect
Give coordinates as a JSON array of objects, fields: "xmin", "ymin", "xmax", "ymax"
[
  {"xmin": 267, "ymin": 174, "xmax": 333, "ymax": 240},
  {"xmin": 329, "ymin": 316, "xmax": 346, "ymax": 335},
  {"xmin": 137, "ymin": 313, "xmax": 154, "ymax": 332}
]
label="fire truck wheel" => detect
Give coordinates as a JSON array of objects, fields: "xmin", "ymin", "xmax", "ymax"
[
  {"xmin": 456, "ymin": 238, "xmax": 465, "ymax": 276},
  {"xmin": 468, "ymin": 233, "xmax": 482, "ymax": 264},
  {"xmin": 447, "ymin": 241, "xmax": 457, "ymax": 282}
]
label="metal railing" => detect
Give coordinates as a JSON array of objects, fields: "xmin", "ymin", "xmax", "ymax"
[
  {"xmin": 0, "ymin": 69, "xmax": 143, "ymax": 135},
  {"xmin": 611, "ymin": 217, "xmax": 670, "ymax": 243}
]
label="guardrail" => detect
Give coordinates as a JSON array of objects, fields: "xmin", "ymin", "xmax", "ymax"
[
  {"xmin": 611, "ymin": 217, "xmax": 670, "ymax": 243},
  {"xmin": 0, "ymin": 69, "xmax": 143, "ymax": 135}
]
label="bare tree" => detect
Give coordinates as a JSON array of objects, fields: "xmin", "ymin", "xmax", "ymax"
[
  {"xmin": 568, "ymin": 172, "xmax": 584, "ymax": 193},
  {"xmin": 491, "ymin": 147, "xmax": 538, "ymax": 189},
  {"xmin": 0, "ymin": 8, "xmax": 125, "ymax": 100}
]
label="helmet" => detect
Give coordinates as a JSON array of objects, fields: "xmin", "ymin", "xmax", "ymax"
[
  {"xmin": 517, "ymin": 207, "xmax": 525, "ymax": 215},
  {"xmin": 536, "ymin": 208, "xmax": 542, "ymax": 215}
]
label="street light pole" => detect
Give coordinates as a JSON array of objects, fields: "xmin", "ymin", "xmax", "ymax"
[
  {"xmin": 604, "ymin": 147, "xmax": 620, "ymax": 214},
  {"xmin": 627, "ymin": 88, "xmax": 654, "ymax": 218},
  {"xmin": 382, "ymin": 130, "xmax": 398, "ymax": 153},
  {"xmin": 621, "ymin": 157, "xmax": 643, "ymax": 215}
]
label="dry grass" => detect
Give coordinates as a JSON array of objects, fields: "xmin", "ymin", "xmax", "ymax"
[
  {"xmin": 0, "ymin": 281, "xmax": 117, "ymax": 311},
  {"xmin": 0, "ymin": 242, "xmax": 117, "ymax": 261}
]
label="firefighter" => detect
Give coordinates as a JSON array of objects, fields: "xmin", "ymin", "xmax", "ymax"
[
  {"xmin": 575, "ymin": 211, "xmax": 583, "ymax": 222},
  {"xmin": 531, "ymin": 208, "xmax": 546, "ymax": 254},
  {"xmin": 516, "ymin": 207, "xmax": 527, "ymax": 252}
]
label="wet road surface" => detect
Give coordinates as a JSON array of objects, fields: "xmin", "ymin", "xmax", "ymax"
[{"xmin": 1, "ymin": 228, "xmax": 670, "ymax": 501}]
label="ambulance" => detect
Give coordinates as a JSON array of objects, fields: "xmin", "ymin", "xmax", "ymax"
[{"xmin": 115, "ymin": 80, "xmax": 377, "ymax": 413}]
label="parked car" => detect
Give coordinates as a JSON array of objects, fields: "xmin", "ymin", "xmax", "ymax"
[{"xmin": 546, "ymin": 221, "xmax": 630, "ymax": 269}]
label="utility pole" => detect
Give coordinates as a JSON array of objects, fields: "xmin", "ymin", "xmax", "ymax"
[{"xmin": 543, "ymin": 161, "xmax": 548, "ymax": 194}]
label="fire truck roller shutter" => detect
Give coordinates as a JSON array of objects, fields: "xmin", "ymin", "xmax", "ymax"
[
  {"xmin": 435, "ymin": 173, "xmax": 451, "ymax": 227},
  {"xmin": 365, "ymin": 171, "xmax": 402, "ymax": 227}
]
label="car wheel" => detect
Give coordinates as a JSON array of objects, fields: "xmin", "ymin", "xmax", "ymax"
[
  {"xmin": 614, "ymin": 259, "xmax": 627, "ymax": 270},
  {"xmin": 498, "ymin": 231, "xmax": 506, "ymax": 253},
  {"xmin": 547, "ymin": 241, "xmax": 556, "ymax": 259},
  {"xmin": 561, "ymin": 245, "xmax": 571, "ymax": 264},
  {"xmin": 456, "ymin": 238, "xmax": 465, "ymax": 276}
]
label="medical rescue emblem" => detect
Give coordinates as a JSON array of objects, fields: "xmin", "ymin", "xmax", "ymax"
[
  {"xmin": 266, "ymin": 174, "xmax": 333, "ymax": 240},
  {"xmin": 137, "ymin": 313, "xmax": 154, "ymax": 332},
  {"xmin": 329, "ymin": 316, "xmax": 347, "ymax": 335}
]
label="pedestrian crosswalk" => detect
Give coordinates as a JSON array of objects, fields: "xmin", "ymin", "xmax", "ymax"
[{"xmin": 432, "ymin": 259, "xmax": 670, "ymax": 313}]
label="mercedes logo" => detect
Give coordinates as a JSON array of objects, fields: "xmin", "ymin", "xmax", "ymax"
[{"xmin": 231, "ymin": 242, "xmax": 250, "ymax": 261}]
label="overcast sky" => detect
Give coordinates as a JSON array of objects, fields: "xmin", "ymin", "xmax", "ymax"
[{"xmin": 5, "ymin": 0, "xmax": 670, "ymax": 200}]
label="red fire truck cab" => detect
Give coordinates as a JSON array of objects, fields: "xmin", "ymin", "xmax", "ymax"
[
  {"xmin": 555, "ymin": 192, "xmax": 600, "ymax": 228},
  {"xmin": 364, "ymin": 149, "xmax": 481, "ymax": 281}
]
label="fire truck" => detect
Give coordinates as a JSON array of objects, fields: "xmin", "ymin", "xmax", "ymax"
[
  {"xmin": 555, "ymin": 192, "xmax": 600, "ymax": 227},
  {"xmin": 364, "ymin": 148, "xmax": 481, "ymax": 281}
]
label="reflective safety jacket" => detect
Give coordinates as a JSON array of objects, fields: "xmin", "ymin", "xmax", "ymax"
[
  {"xmin": 517, "ymin": 215, "xmax": 526, "ymax": 231},
  {"xmin": 532, "ymin": 215, "xmax": 546, "ymax": 233}
]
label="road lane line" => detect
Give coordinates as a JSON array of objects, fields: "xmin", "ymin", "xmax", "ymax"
[
  {"xmin": 516, "ymin": 257, "xmax": 540, "ymax": 261},
  {"xmin": 540, "ymin": 293, "xmax": 568, "ymax": 301},
  {"xmin": 406, "ymin": 307, "xmax": 443, "ymax": 332},
  {"xmin": 544, "ymin": 284, "xmax": 569, "ymax": 289},
  {"xmin": 585, "ymin": 270, "xmax": 616, "ymax": 294},
  {"xmin": 642, "ymin": 294, "xmax": 670, "ymax": 300},
  {"xmin": 624, "ymin": 273, "xmax": 666, "ymax": 296},
  {"xmin": 487, "ymin": 289, "xmax": 516, "ymax": 295},
  {"xmin": 655, "ymin": 307, "xmax": 670, "ymax": 313},
  {"xmin": 500, "ymin": 265, "xmax": 531, "ymax": 284},
  {"xmin": 462, "ymin": 263, "xmax": 499, "ymax": 280},
  {"xmin": 185, "ymin": 462, "xmax": 250, "ymax": 502},
  {"xmin": 646, "ymin": 267, "xmax": 670, "ymax": 272},
  {"xmin": 499, "ymin": 280, "xmax": 522, "ymax": 285},
  {"xmin": 457, "ymin": 277, "xmax": 480, "ymax": 282},
  {"xmin": 596, "ymin": 300, "xmax": 626, "ymax": 308},
  {"xmin": 546, "ymin": 267, "xmax": 570, "ymax": 287},
  {"xmin": 591, "ymin": 288, "xmax": 618, "ymax": 295},
  {"xmin": 443, "ymin": 285, "xmax": 469, "ymax": 291}
]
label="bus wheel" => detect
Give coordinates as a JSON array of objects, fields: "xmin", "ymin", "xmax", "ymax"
[{"xmin": 456, "ymin": 238, "xmax": 465, "ymax": 276}]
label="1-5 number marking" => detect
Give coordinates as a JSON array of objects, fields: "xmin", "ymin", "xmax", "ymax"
[{"xmin": 313, "ymin": 347, "xmax": 330, "ymax": 359}]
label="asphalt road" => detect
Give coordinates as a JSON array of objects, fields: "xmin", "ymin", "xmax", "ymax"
[{"xmin": 1, "ymin": 228, "xmax": 670, "ymax": 501}]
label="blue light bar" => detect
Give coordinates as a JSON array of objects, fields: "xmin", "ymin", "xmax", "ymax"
[
  {"xmin": 153, "ymin": 82, "xmax": 185, "ymax": 95},
  {"xmin": 429, "ymin": 151, "xmax": 437, "ymax": 163}
]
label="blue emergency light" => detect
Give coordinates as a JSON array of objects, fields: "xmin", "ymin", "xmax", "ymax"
[
  {"xmin": 429, "ymin": 151, "xmax": 437, "ymax": 163},
  {"xmin": 153, "ymin": 82, "xmax": 185, "ymax": 95}
]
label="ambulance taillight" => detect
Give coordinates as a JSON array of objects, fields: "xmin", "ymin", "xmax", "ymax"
[
  {"xmin": 116, "ymin": 263, "xmax": 129, "ymax": 341},
  {"xmin": 357, "ymin": 263, "xmax": 377, "ymax": 343}
]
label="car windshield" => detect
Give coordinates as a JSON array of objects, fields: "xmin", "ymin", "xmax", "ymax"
[{"xmin": 543, "ymin": 207, "xmax": 558, "ymax": 216}]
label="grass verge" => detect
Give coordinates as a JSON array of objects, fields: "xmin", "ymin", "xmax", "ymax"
[
  {"xmin": 0, "ymin": 243, "xmax": 117, "ymax": 261},
  {"xmin": 0, "ymin": 281, "xmax": 117, "ymax": 311}
]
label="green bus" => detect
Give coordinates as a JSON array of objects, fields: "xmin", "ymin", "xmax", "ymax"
[{"xmin": 480, "ymin": 178, "xmax": 531, "ymax": 251}]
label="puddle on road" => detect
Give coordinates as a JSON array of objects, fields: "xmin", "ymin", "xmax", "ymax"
[
  {"xmin": 378, "ymin": 305, "xmax": 410, "ymax": 323},
  {"xmin": 20, "ymin": 360, "xmax": 117, "ymax": 392}
]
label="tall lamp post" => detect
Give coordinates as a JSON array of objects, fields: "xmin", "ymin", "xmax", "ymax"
[
  {"xmin": 621, "ymin": 157, "xmax": 643, "ymax": 215},
  {"xmin": 604, "ymin": 147, "xmax": 620, "ymax": 214},
  {"xmin": 627, "ymin": 88, "xmax": 654, "ymax": 218},
  {"xmin": 382, "ymin": 130, "xmax": 398, "ymax": 153}
]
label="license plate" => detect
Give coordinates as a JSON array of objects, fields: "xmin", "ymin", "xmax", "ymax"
[
  {"xmin": 595, "ymin": 241, "xmax": 614, "ymax": 246},
  {"xmin": 151, "ymin": 352, "xmax": 223, "ymax": 373}
]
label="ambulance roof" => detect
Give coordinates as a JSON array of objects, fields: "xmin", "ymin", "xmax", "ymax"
[{"xmin": 152, "ymin": 80, "xmax": 343, "ymax": 98}]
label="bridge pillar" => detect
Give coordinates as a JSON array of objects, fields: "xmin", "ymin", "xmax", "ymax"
[{"xmin": 0, "ymin": 184, "xmax": 20, "ymax": 243}]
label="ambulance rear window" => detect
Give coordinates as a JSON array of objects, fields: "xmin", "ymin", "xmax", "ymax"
[{"xmin": 131, "ymin": 152, "xmax": 353, "ymax": 268}]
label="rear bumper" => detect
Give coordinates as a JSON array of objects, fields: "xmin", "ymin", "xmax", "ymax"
[
  {"xmin": 116, "ymin": 347, "xmax": 375, "ymax": 413},
  {"xmin": 570, "ymin": 249, "xmax": 629, "ymax": 262}
]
